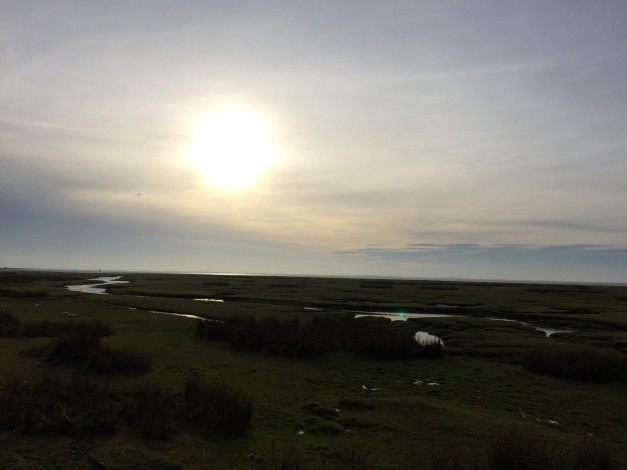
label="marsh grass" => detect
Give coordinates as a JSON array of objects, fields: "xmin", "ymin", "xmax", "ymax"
[
  {"xmin": 196, "ymin": 315, "xmax": 444, "ymax": 360},
  {"xmin": 0, "ymin": 373, "xmax": 252, "ymax": 443},
  {"xmin": 121, "ymin": 382, "xmax": 175, "ymax": 440},
  {"xmin": 181, "ymin": 374, "xmax": 253, "ymax": 437},
  {"xmin": 2, "ymin": 272, "xmax": 627, "ymax": 468},
  {"xmin": 523, "ymin": 344, "xmax": 627, "ymax": 382},
  {"xmin": 485, "ymin": 430, "xmax": 616, "ymax": 470},
  {"xmin": 0, "ymin": 288, "xmax": 49, "ymax": 298},
  {"xmin": 403, "ymin": 430, "xmax": 618, "ymax": 470},
  {"xmin": 0, "ymin": 311, "xmax": 112, "ymax": 338},
  {"xmin": 248, "ymin": 442, "xmax": 378, "ymax": 470},
  {"xmin": 247, "ymin": 432, "xmax": 618, "ymax": 470}
]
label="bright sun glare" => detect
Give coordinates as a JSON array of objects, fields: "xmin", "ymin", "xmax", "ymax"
[{"xmin": 188, "ymin": 108, "xmax": 279, "ymax": 189}]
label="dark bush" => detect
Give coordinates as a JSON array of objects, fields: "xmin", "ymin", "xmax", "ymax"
[
  {"xmin": 523, "ymin": 344, "xmax": 627, "ymax": 382},
  {"xmin": 181, "ymin": 374, "xmax": 252, "ymax": 437}
]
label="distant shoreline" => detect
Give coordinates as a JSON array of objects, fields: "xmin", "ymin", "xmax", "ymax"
[{"xmin": 2, "ymin": 266, "xmax": 626, "ymax": 287}]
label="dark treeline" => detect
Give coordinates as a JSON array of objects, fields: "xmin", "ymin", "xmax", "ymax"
[{"xmin": 196, "ymin": 315, "xmax": 444, "ymax": 360}]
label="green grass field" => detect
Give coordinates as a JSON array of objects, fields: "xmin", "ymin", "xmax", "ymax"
[{"xmin": 1, "ymin": 271, "xmax": 626, "ymax": 469}]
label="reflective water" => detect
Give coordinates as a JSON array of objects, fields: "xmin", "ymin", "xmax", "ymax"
[
  {"xmin": 149, "ymin": 310, "xmax": 224, "ymax": 322},
  {"xmin": 489, "ymin": 317, "xmax": 574, "ymax": 337},
  {"xmin": 65, "ymin": 280, "xmax": 574, "ymax": 337},
  {"xmin": 352, "ymin": 311, "xmax": 459, "ymax": 321},
  {"xmin": 66, "ymin": 276, "xmax": 129, "ymax": 295}
]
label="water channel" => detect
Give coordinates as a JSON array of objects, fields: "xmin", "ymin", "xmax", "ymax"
[{"xmin": 66, "ymin": 278, "xmax": 573, "ymax": 338}]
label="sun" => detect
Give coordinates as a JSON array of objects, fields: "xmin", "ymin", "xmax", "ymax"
[{"xmin": 188, "ymin": 108, "xmax": 279, "ymax": 189}]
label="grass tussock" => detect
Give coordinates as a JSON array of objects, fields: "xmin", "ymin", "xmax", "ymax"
[
  {"xmin": 196, "ymin": 315, "xmax": 444, "ymax": 360},
  {"xmin": 181, "ymin": 374, "xmax": 253, "ymax": 437},
  {"xmin": 523, "ymin": 344, "xmax": 627, "ymax": 382}
]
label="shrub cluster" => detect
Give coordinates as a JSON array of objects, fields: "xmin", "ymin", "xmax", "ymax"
[
  {"xmin": 523, "ymin": 344, "xmax": 627, "ymax": 382},
  {"xmin": 196, "ymin": 315, "xmax": 444, "ymax": 360},
  {"xmin": 0, "ymin": 374, "xmax": 253, "ymax": 441},
  {"xmin": 34, "ymin": 324, "xmax": 151, "ymax": 375}
]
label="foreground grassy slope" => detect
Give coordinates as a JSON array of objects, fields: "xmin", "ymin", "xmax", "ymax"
[{"xmin": 0, "ymin": 271, "xmax": 626, "ymax": 469}]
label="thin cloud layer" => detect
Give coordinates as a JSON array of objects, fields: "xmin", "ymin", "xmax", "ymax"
[{"xmin": 1, "ymin": 1, "xmax": 626, "ymax": 282}]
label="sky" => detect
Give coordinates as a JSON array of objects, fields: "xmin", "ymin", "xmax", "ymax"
[{"xmin": 1, "ymin": 1, "xmax": 626, "ymax": 283}]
